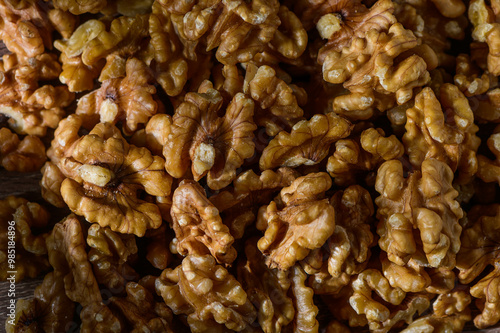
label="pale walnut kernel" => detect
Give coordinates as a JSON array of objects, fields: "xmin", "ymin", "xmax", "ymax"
[
  {"xmin": 327, "ymin": 127, "xmax": 404, "ymax": 186},
  {"xmin": 0, "ymin": 0, "xmax": 53, "ymax": 59},
  {"xmin": 86, "ymin": 224, "xmax": 139, "ymax": 291},
  {"xmin": 209, "ymin": 167, "xmax": 299, "ymax": 239},
  {"xmin": 477, "ymin": 126, "xmax": 500, "ymax": 185},
  {"xmin": 401, "ymin": 291, "xmax": 471, "ymax": 332}
]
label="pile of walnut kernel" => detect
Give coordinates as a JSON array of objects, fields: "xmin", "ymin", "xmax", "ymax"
[{"xmin": 5, "ymin": 0, "xmax": 500, "ymax": 332}]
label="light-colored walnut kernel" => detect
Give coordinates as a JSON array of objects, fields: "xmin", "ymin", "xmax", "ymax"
[
  {"xmin": 403, "ymin": 84, "xmax": 480, "ymax": 184},
  {"xmin": 76, "ymin": 58, "xmax": 158, "ymax": 134},
  {"xmin": 0, "ymin": 127, "xmax": 45, "ymax": 172},
  {"xmin": 257, "ymin": 172, "xmax": 335, "ymax": 270},
  {"xmin": 57, "ymin": 122, "xmax": 172, "ymax": 237},
  {"xmin": 171, "ymin": 179, "xmax": 237, "ymax": 264},
  {"xmin": 0, "ymin": 196, "xmax": 50, "ymax": 282},
  {"xmin": 156, "ymin": 254, "xmax": 257, "ymax": 332},
  {"xmin": 164, "ymin": 81, "xmax": 256, "ymax": 190},
  {"xmin": 376, "ymin": 158, "xmax": 463, "ymax": 268},
  {"xmin": 260, "ymin": 112, "xmax": 352, "ymax": 170}
]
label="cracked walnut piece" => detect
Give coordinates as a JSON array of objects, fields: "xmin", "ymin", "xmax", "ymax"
[
  {"xmin": 0, "ymin": 53, "xmax": 74, "ymax": 136},
  {"xmin": 257, "ymin": 172, "xmax": 335, "ymax": 270},
  {"xmin": 327, "ymin": 127, "xmax": 404, "ymax": 186},
  {"xmin": 164, "ymin": 81, "xmax": 256, "ymax": 190},
  {"xmin": 58, "ymin": 122, "xmax": 172, "ymax": 237},
  {"xmin": 76, "ymin": 58, "xmax": 159, "ymax": 135},
  {"xmin": 0, "ymin": 0, "xmax": 53, "ymax": 59},
  {"xmin": 0, "ymin": 196, "xmax": 51, "ymax": 282},
  {"xmin": 350, "ymin": 269, "xmax": 431, "ymax": 333},
  {"xmin": 0, "ymin": 127, "xmax": 45, "ymax": 172},
  {"xmin": 401, "ymin": 290, "xmax": 471, "ymax": 333},
  {"xmin": 156, "ymin": 254, "xmax": 257, "ymax": 332},
  {"xmin": 6, "ymin": 271, "xmax": 75, "ymax": 333},
  {"xmin": 46, "ymin": 214, "xmax": 102, "ymax": 306},
  {"xmin": 86, "ymin": 223, "xmax": 139, "ymax": 291},
  {"xmin": 477, "ymin": 125, "xmax": 500, "ymax": 185},
  {"xmin": 457, "ymin": 204, "xmax": 500, "ymax": 328},
  {"xmin": 80, "ymin": 281, "xmax": 175, "ymax": 333},
  {"xmin": 260, "ymin": 112, "xmax": 352, "ymax": 170},
  {"xmin": 322, "ymin": 23, "xmax": 430, "ymax": 118},
  {"xmin": 237, "ymin": 239, "xmax": 294, "ymax": 333},
  {"xmin": 171, "ymin": 179, "xmax": 237, "ymax": 265},
  {"xmin": 469, "ymin": 0, "xmax": 500, "ymax": 75},
  {"xmin": 375, "ymin": 158, "xmax": 463, "ymax": 268},
  {"xmin": 403, "ymin": 84, "xmax": 480, "ymax": 184}
]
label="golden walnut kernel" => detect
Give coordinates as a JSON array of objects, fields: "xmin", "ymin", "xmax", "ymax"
[
  {"xmin": 394, "ymin": 0, "xmax": 466, "ymax": 70},
  {"xmin": 40, "ymin": 161, "xmax": 66, "ymax": 208},
  {"xmin": 260, "ymin": 112, "xmax": 352, "ymax": 170},
  {"xmin": 58, "ymin": 123, "xmax": 172, "ymax": 237},
  {"xmin": 375, "ymin": 158, "xmax": 463, "ymax": 268},
  {"xmin": 164, "ymin": 81, "xmax": 256, "ymax": 190},
  {"xmin": 401, "ymin": 291, "xmax": 471, "ymax": 333},
  {"xmin": 403, "ymin": 84, "xmax": 480, "ymax": 184},
  {"xmin": 6, "ymin": 271, "xmax": 75, "ymax": 333},
  {"xmin": 171, "ymin": 179, "xmax": 237, "ymax": 265},
  {"xmin": 477, "ymin": 126, "xmax": 500, "ymax": 185},
  {"xmin": 237, "ymin": 239, "xmax": 295, "ymax": 333},
  {"xmin": 327, "ymin": 186, "xmax": 374, "ymax": 277},
  {"xmin": 210, "ymin": 167, "xmax": 299, "ymax": 240},
  {"xmin": 55, "ymin": 15, "xmax": 149, "ymax": 68},
  {"xmin": 131, "ymin": 113, "xmax": 172, "ymax": 156},
  {"xmin": 322, "ymin": 23, "xmax": 430, "ymax": 118},
  {"xmin": 0, "ymin": 127, "xmax": 46, "ymax": 172},
  {"xmin": 303, "ymin": 186, "xmax": 374, "ymax": 295},
  {"xmin": 469, "ymin": 0, "xmax": 500, "ymax": 75},
  {"xmin": 327, "ymin": 127, "xmax": 404, "ymax": 186},
  {"xmin": 350, "ymin": 269, "xmax": 431, "ymax": 333},
  {"xmin": 456, "ymin": 204, "xmax": 500, "ymax": 328},
  {"xmin": 257, "ymin": 172, "xmax": 335, "ymax": 270},
  {"xmin": 243, "ymin": 63, "xmax": 305, "ymax": 136},
  {"xmin": 0, "ymin": 0, "xmax": 53, "ymax": 59},
  {"xmin": 86, "ymin": 224, "xmax": 139, "ymax": 291},
  {"xmin": 0, "ymin": 53, "xmax": 74, "ymax": 136},
  {"xmin": 314, "ymin": 0, "xmax": 396, "ymax": 56},
  {"xmin": 286, "ymin": 265, "xmax": 319, "ymax": 333},
  {"xmin": 149, "ymin": 0, "xmax": 190, "ymax": 96},
  {"xmin": 46, "ymin": 215, "xmax": 102, "ymax": 306},
  {"xmin": 155, "ymin": 254, "xmax": 257, "ymax": 332},
  {"xmin": 49, "ymin": 0, "xmax": 107, "ymax": 15},
  {"xmin": 454, "ymin": 53, "xmax": 496, "ymax": 96},
  {"xmin": 0, "ymin": 196, "xmax": 51, "ymax": 282},
  {"xmin": 81, "ymin": 282, "xmax": 175, "ymax": 333},
  {"xmin": 76, "ymin": 58, "xmax": 158, "ymax": 135},
  {"xmin": 207, "ymin": 0, "xmax": 281, "ymax": 65}
]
